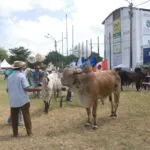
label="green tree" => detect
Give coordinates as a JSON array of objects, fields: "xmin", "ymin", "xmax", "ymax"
[
  {"xmin": 43, "ymin": 51, "xmax": 77, "ymax": 67},
  {"xmin": 9, "ymin": 46, "xmax": 31, "ymax": 63},
  {"xmin": 0, "ymin": 47, "xmax": 8, "ymax": 61},
  {"xmin": 44, "ymin": 51, "xmax": 64, "ymax": 67},
  {"xmin": 90, "ymin": 52, "xmax": 103, "ymax": 62}
]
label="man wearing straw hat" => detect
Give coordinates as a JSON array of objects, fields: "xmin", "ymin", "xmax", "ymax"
[{"xmin": 6, "ymin": 61, "xmax": 32, "ymax": 137}]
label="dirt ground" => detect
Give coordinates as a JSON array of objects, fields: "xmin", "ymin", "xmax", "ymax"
[{"xmin": 0, "ymin": 89, "xmax": 150, "ymax": 150}]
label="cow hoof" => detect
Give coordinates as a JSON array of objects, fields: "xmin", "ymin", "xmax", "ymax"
[
  {"xmin": 92, "ymin": 125, "xmax": 98, "ymax": 130},
  {"xmin": 110, "ymin": 114, "xmax": 113, "ymax": 117},
  {"xmin": 44, "ymin": 111, "xmax": 48, "ymax": 114},
  {"xmin": 110, "ymin": 114, "xmax": 117, "ymax": 119},
  {"xmin": 110, "ymin": 113, "xmax": 117, "ymax": 118},
  {"xmin": 112, "ymin": 116, "xmax": 117, "ymax": 119},
  {"xmin": 84, "ymin": 122, "xmax": 91, "ymax": 127}
]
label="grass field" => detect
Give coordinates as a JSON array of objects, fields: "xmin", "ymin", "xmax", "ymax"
[{"xmin": 0, "ymin": 78, "xmax": 150, "ymax": 150}]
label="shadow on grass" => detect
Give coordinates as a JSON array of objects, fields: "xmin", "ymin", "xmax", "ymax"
[
  {"xmin": 31, "ymin": 107, "xmax": 45, "ymax": 118},
  {"xmin": 45, "ymin": 116, "xmax": 116, "ymax": 138},
  {"xmin": 0, "ymin": 134, "xmax": 32, "ymax": 141}
]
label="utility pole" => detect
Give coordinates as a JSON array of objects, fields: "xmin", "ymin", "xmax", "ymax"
[
  {"xmin": 97, "ymin": 36, "xmax": 100, "ymax": 56},
  {"xmin": 90, "ymin": 38, "xmax": 92, "ymax": 55},
  {"xmin": 82, "ymin": 42, "xmax": 84, "ymax": 57},
  {"xmin": 66, "ymin": 14, "xmax": 68, "ymax": 56},
  {"xmin": 78, "ymin": 43, "xmax": 81, "ymax": 57},
  {"xmin": 86, "ymin": 40, "xmax": 88, "ymax": 58},
  {"xmin": 129, "ymin": 2, "xmax": 133, "ymax": 69},
  {"xmin": 109, "ymin": 33, "xmax": 112, "ymax": 69},
  {"xmin": 54, "ymin": 40, "xmax": 57, "ymax": 52},
  {"xmin": 62, "ymin": 32, "xmax": 64, "ymax": 55},
  {"xmin": 72, "ymin": 25, "xmax": 74, "ymax": 52}
]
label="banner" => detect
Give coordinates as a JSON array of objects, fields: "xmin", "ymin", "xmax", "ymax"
[
  {"xmin": 113, "ymin": 11, "xmax": 121, "ymax": 66},
  {"xmin": 142, "ymin": 13, "xmax": 150, "ymax": 35},
  {"xmin": 113, "ymin": 19, "xmax": 121, "ymax": 37}
]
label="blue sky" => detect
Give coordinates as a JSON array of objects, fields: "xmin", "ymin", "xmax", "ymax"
[{"xmin": 0, "ymin": 0, "xmax": 150, "ymax": 57}]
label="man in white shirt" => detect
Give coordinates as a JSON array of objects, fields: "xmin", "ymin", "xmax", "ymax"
[{"xmin": 7, "ymin": 61, "xmax": 32, "ymax": 137}]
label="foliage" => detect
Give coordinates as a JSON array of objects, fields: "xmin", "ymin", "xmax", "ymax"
[
  {"xmin": 8, "ymin": 46, "xmax": 31, "ymax": 63},
  {"xmin": 90, "ymin": 52, "xmax": 103, "ymax": 62},
  {"xmin": 43, "ymin": 51, "xmax": 103, "ymax": 67},
  {"xmin": 0, "ymin": 47, "xmax": 8, "ymax": 61},
  {"xmin": 43, "ymin": 51, "xmax": 77, "ymax": 67}
]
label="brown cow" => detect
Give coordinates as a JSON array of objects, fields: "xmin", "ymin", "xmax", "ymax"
[{"xmin": 61, "ymin": 67, "xmax": 121, "ymax": 129}]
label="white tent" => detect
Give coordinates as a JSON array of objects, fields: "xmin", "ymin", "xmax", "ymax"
[{"xmin": 0, "ymin": 59, "xmax": 12, "ymax": 68}]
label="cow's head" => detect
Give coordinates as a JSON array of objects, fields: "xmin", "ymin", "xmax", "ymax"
[
  {"xmin": 42, "ymin": 71, "xmax": 50, "ymax": 86},
  {"xmin": 61, "ymin": 67, "xmax": 83, "ymax": 88}
]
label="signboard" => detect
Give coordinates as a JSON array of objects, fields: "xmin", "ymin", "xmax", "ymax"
[
  {"xmin": 113, "ymin": 18, "xmax": 121, "ymax": 65},
  {"xmin": 113, "ymin": 53, "xmax": 122, "ymax": 66},
  {"xmin": 143, "ymin": 48, "xmax": 150, "ymax": 64},
  {"xmin": 142, "ymin": 13, "xmax": 150, "ymax": 35},
  {"xmin": 113, "ymin": 19, "xmax": 121, "ymax": 37},
  {"xmin": 113, "ymin": 18, "xmax": 121, "ymax": 54}
]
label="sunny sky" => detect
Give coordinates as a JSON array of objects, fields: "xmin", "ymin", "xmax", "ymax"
[{"xmin": 0, "ymin": 0, "xmax": 150, "ymax": 57}]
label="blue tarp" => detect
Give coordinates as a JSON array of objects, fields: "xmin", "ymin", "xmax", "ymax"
[{"xmin": 77, "ymin": 56, "xmax": 97, "ymax": 67}]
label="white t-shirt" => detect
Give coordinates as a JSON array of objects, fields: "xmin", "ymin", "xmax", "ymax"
[{"xmin": 7, "ymin": 71, "xmax": 30, "ymax": 108}]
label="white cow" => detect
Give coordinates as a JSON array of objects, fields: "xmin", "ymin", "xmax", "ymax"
[{"xmin": 41, "ymin": 71, "xmax": 66, "ymax": 113}]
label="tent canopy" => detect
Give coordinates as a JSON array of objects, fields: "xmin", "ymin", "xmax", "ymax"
[{"xmin": 0, "ymin": 59, "xmax": 12, "ymax": 69}]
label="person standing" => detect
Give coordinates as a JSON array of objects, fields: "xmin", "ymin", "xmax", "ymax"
[
  {"xmin": 6, "ymin": 68, "xmax": 23, "ymax": 126},
  {"xmin": 32, "ymin": 65, "xmax": 43, "ymax": 98},
  {"xmin": 6, "ymin": 61, "xmax": 32, "ymax": 137}
]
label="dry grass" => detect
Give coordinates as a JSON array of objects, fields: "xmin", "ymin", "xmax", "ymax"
[{"xmin": 0, "ymin": 78, "xmax": 150, "ymax": 150}]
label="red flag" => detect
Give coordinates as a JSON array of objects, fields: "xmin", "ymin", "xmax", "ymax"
[{"xmin": 101, "ymin": 59, "xmax": 108, "ymax": 70}]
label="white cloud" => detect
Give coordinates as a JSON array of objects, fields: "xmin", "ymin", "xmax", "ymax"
[
  {"xmin": 2, "ymin": 16, "xmax": 65, "ymax": 55},
  {"xmin": 1, "ymin": 0, "xmax": 150, "ymax": 58},
  {"xmin": 32, "ymin": 0, "xmax": 66, "ymax": 11},
  {"xmin": 0, "ymin": 0, "xmax": 67, "ymax": 16},
  {"xmin": 0, "ymin": 0, "xmax": 32, "ymax": 16}
]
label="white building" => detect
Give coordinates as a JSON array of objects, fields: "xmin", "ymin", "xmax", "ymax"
[{"xmin": 102, "ymin": 7, "xmax": 150, "ymax": 69}]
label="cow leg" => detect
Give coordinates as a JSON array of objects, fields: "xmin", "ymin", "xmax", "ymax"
[
  {"xmin": 47, "ymin": 92, "xmax": 53, "ymax": 110},
  {"xmin": 56, "ymin": 89, "xmax": 59, "ymax": 98},
  {"xmin": 92, "ymin": 100, "xmax": 98, "ymax": 129},
  {"xmin": 136, "ymin": 83, "xmax": 140, "ymax": 91},
  {"xmin": 121, "ymin": 84, "xmax": 123, "ymax": 91},
  {"xmin": 113, "ymin": 92, "xmax": 120, "ymax": 118},
  {"xmin": 85, "ymin": 108, "xmax": 91, "ymax": 127},
  {"xmin": 44, "ymin": 101, "xmax": 49, "ymax": 114},
  {"xmin": 60, "ymin": 96, "xmax": 63, "ymax": 108},
  {"xmin": 109, "ymin": 94, "xmax": 115, "ymax": 117},
  {"xmin": 53, "ymin": 91, "xmax": 57, "ymax": 101},
  {"xmin": 121, "ymin": 81, "xmax": 123, "ymax": 91}
]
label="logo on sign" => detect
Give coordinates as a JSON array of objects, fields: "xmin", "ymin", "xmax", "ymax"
[{"xmin": 146, "ymin": 20, "xmax": 150, "ymax": 28}]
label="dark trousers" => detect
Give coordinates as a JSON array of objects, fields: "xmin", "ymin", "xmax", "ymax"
[
  {"xmin": 66, "ymin": 89, "xmax": 72, "ymax": 101},
  {"xmin": 11, "ymin": 102, "xmax": 32, "ymax": 136}
]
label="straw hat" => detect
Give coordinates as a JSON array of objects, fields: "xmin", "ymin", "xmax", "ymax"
[{"xmin": 13, "ymin": 61, "xmax": 26, "ymax": 69}]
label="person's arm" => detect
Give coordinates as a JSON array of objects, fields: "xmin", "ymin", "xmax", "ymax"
[
  {"xmin": 21, "ymin": 74, "xmax": 30, "ymax": 91},
  {"xmin": 25, "ymin": 88, "xmax": 41, "ymax": 92},
  {"xmin": 21, "ymin": 74, "xmax": 41, "ymax": 92}
]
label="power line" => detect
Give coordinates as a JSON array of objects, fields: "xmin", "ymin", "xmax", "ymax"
[{"xmin": 135, "ymin": 0, "xmax": 150, "ymax": 7}]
